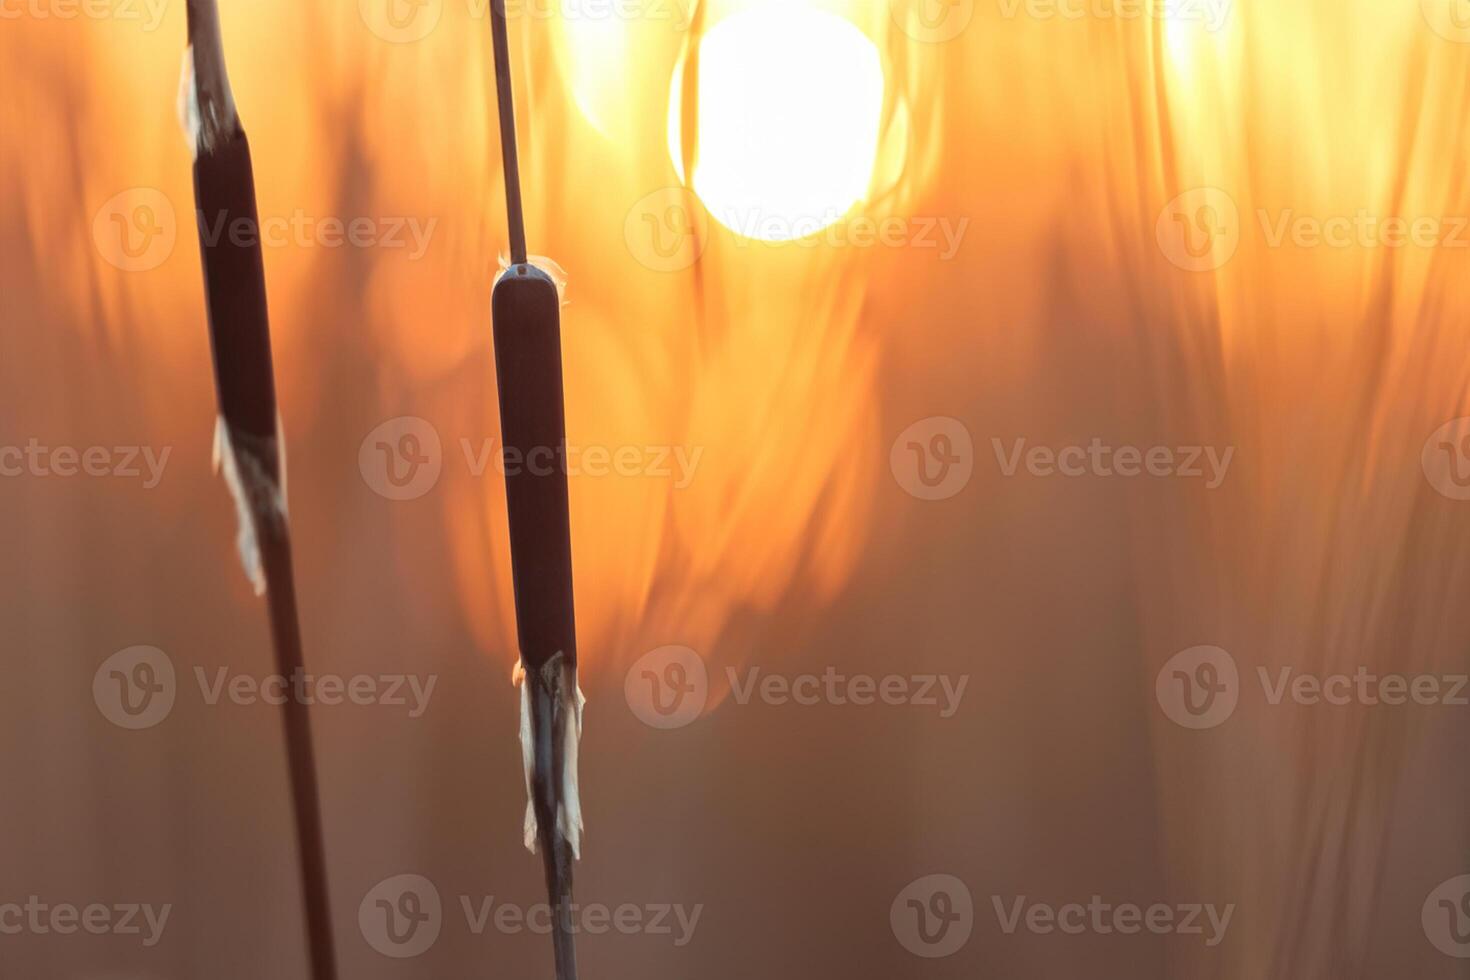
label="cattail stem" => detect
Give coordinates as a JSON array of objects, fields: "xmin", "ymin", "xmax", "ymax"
[
  {"xmin": 258, "ymin": 520, "xmax": 338, "ymax": 980},
  {"xmin": 489, "ymin": 0, "xmax": 528, "ymax": 265},
  {"xmin": 183, "ymin": 3, "xmax": 338, "ymax": 977},
  {"xmin": 486, "ymin": 13, "xmax": 583, "ymax": 978}
]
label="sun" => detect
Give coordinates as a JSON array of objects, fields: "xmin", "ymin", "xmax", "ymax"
[{"xmin": 668, "ymin": 4, "xmax": 886, "ymax": 243}]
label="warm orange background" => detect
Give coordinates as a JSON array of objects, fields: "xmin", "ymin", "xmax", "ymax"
[{"xmin": 3, "ymin": 1, "xmax": 1470, "ymax": 977}]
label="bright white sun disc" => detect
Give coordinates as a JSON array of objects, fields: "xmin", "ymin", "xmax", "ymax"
[{"xmin": 669, "ymin": 5, "xmax": 886, "ymax": 243}]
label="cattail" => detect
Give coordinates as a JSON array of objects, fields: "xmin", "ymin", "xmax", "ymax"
[
  {"xmin": 489, "ymin": 2, "xmax": 584, "ymax": 977},
  {"xmin": 180, "ymin": 3, "xmax": 337, "ymax": 977}
]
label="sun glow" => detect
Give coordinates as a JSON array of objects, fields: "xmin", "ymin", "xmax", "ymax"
[{"xmin": 668, "ymin": 3, "xmax": 886, "ymax": 242}]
